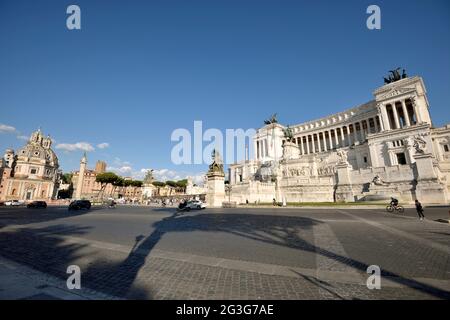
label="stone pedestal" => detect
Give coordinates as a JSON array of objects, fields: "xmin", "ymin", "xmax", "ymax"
[
  {"xmin": 206, "ymin": 172, "xmax": 225, "ymax": 208},
  {"xmin": 282, "ymin": 142, "xmax": 300, "ymax": 160},
  {"xmin": 414, "ymin": 153, "xmax": 448, "ymax": 203},
  {"xmin": 335, "ymin": 162, "xmax": 355, "ymax": 202}
]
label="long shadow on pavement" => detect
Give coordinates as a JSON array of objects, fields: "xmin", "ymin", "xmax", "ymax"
[{"xmin": 1, "ymin": 210, "xmax": 448, "ymax": 299}]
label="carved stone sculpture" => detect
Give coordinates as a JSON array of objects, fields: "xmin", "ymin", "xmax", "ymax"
[
  {"xmin": 372, "ymin": 174, "xmax": 389, "ymax": 186},
  {"xmin": 264, "ymin": 114, "xmax": 278, "ymax": 125},
  {"xmin": 413, "ymin": 135, "xmax": 427, "ymax": 154},
  {"xmin": 337, "ymin": 150, "xmax": 348, "ymax": 164}
]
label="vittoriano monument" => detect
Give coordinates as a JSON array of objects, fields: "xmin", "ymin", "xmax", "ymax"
[{"xmin": 228, "ymin": 73, "xmax": 450, "ymax": 205}]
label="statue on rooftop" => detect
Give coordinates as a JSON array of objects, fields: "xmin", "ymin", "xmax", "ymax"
[
  {"xmin": 384, "ymin": 67, "xmax": 408, "ymax": 84},
  {"xmin": 264, "ymin": 113, "xmax": 278, "ymax": 125}
]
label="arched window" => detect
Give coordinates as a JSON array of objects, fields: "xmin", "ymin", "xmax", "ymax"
[{"xmin": 11, "ymin": 188, "xmax": 16, "ymax": 195}]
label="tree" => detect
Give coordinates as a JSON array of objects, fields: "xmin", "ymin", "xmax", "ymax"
[
  {"xmin": 130, "ymin": 180, "xmax": 142, "ymax": 198},
  {"xmin": 152, "ymin": 181, "xmax": 166, "ymax": 187},
  {"xmin": 165, "ymin": 180, "xmax": 177, "ymax": 188},
  {"xmin": 111, "ymin": 176, "xmax": 124, "ymax": 198},
  {"xmin": 175, "ymin": 179, "xmax": 188, "ymax": 193},
  {"xmin": 96, "ymin": 172, "xmax": 119, "ymax": 200},
  {"xmin": 61, "ymin": 173, "xmax": 73, "ymax": 184},
  {"xmin": 131, "ymin": 180, "xmax": 143, "ymax": 187}
]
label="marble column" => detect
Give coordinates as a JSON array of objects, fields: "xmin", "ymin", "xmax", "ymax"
[
  {"xmin": 392, "ymin": 102, "xmax": 401, "ymax": 129},
  {"xmin": 333, "ymin": 129, "xmax": 339, "ymax": 148},
  {"xmin": 361, "ymin": 120, "xmax": 367, "ymax": 140},
  {"xmin": 317, "ymin": 133, "xmax": 322, "ymax": 152},
  {"xmin": 328, "ymin": 131, "xmax": 333, "ymax": 150},
  {"xmin": 374, "ymin": 117, "xmax": 379, "ymax": 133},
  {"xmin": 341, "ymin": 127, "xmax": 346, "ymax": 147},
  {"xmin": 401, "ymin": 100, "xmax": 411, "ymax": 127},
  {"xmin": 306, "ymin": 136, "xmax": 310, "ymax": 154},
  {"xmin": 300, "ymin": 137, "xmax": 305, "ymax": 155},
  {"xmin": 380, "ymin": 104, "xmax": 390, "ymax": 130},
  {"xmin": 352, "ymin": 124, "xmax": 358, "ymax": 144},
  {"xmin": 311, "ymin": 134, "xmax": 316, "ymax": 153}
]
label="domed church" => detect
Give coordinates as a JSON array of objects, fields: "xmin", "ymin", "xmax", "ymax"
[{"xmin": 0, "ymin": 129, "xmax": 60, "ymax": 202}]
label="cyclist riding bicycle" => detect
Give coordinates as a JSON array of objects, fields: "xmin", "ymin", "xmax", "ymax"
[
  {"xmin": 108, "ymin": 199, "xmax": 116, "ymax": 208},
  {"xmin": 390, "ymin": 197, "xmax": 399, "ymax": 208}
]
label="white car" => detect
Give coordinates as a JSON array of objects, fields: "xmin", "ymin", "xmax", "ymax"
[
  {"xmin": 185, "ymin": 200, "xmax": 207, "ymax": 210},
  {"xmin": 5, "ymin": 200, "xmax": 24, "ymax": 206}
]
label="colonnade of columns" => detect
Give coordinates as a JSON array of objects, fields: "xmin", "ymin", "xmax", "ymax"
[
  {"xmin": 379, "ymin": 98, "xmax": 420, "ymax": 131},
  {"xmin": 294, "ymin": 115, "xmax": 382, "ymax": 155},
  {"xmin": 255, "ymin": 139, "xmax": 269, "ymax": 159}
]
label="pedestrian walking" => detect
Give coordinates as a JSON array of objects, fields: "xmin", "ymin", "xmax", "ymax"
[{"xmin": 415, "ymin": 199, "xmax": 425, "ymax": 220}]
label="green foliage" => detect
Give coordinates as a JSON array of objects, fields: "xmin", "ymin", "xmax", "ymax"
[
  {"xmin": 112, "ymin": 176, "xmax": 124, "ymax": 187},
  {"xmin": 176, "ymin": 179, "xmax": 188, "ymax": 188},
  {"xmin": 152, "ymin": 181, "xmax": 166, "ymax": 187},
  {"xmin": 165, "ymin": 180, "xmax": 177, "ymax": 187},
  {"xmin": 132, "ymin": 180, "xmax": 143, "ymax": 187},
  {"xmin": 96, "ymin": 172, "xmax": 119, "ymax": 186},
  {"xmin": 61, "ymin": 173, "xmax": 73, "ymax": 184}
]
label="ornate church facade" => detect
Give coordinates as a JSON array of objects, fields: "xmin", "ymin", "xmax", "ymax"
[
  {"xmin": 228, "ymin": 74, "xmax": 450, "ymax": 204},
  {"xmin": 0, "ymin": 129, "xmax": 60, "ymax": 201}
]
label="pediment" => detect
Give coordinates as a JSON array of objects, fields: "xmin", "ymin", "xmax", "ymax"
[{"xmin": 377, "ymin": 86, "xmax": 416, "ymax": 100}]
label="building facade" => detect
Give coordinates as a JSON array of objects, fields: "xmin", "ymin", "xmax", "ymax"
[
  {"xmin": 72, "ymin": 157, "xmax": 114, "ymax": 200},
  {"xmin": 72, "ymin": 157, "xmax": 143, "ymax": 201},
  {"xmin": 228, "ymin": 75, "xmax": 450, "ymax": 204},
  {"xmin": 0, "ymin": 129, "xmax": 60, "ymax": 201}
]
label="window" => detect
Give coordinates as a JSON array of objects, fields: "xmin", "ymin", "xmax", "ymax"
[
  {"xmin": 30, "ymin": 168, "xmax": 38, "ymax": 174},
  {"xmin": 396, "ymin": 153, "xmax": 407, "ymax": 165},
  {"xmin": 444, "ymin": 145, "xmax": 449, "ymax": 152},
  {"xmin": 363, "ymin": 156, "xmax": 368, "ymax": 163}
]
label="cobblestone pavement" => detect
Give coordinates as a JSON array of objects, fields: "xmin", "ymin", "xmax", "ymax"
[{"xmin": 0, "ymin": 206, "xmax": 449, "ymax": 299}]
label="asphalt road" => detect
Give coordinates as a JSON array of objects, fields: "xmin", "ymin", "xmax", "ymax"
[{"xmin": 0, "ymin": 205, "xmax": 449, "ymax": 299}]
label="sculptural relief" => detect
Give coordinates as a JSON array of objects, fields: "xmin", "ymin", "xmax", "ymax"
[
  {"xmin": 337, "ymin": 150, "xmax": 348, "ymax": 164},
  {"xmin": 371, "ymin": 174, "xmax": 389, "ymax": 186},
  {"xmin": 413, "ymin": 135, "xmax": 427, "ymax": 154}
]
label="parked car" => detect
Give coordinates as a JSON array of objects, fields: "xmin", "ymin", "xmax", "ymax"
[
  {"xmin": 27, "ymin": 201, "xmax": 47, "ymax": 208},
  {"xmin": 68, "ymin": 200, "xmax": 91, "ymax": 210},
  {"xmin": 5, "ymin": 200, "xmax": 24, "ymax": 206}
]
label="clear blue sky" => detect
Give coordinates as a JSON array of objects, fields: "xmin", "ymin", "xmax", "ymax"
[{"xmin": 1, "ymin": 0, "xmax": 450, "ymax": 183}]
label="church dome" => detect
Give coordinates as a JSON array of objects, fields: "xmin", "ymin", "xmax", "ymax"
[{"xmin": 16, "ymin": 130, "xmax": 59, "ymax": 167}]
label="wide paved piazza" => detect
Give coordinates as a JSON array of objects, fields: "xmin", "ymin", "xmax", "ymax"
[{"xmin": 0, "ymin": 205, "xmax": 449, "ymax": 300}]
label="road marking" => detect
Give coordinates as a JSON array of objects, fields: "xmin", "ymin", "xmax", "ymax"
[{"xmin": 336, "ymin": 210, "xmax": 450, "ymax": 255}]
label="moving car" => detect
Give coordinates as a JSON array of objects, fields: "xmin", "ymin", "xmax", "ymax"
[
  {"xmin": 178, "ymin": 200, "xmax": 206, "ymax": 211},
  {"xmin": 27, "ymin": 201, "xmax": 47, "ymax": 208},
  {"xmin": 68, "ymin": 200, "xmax": 91, "ymax": 210},
  {"xmin": 5, "ymin": 200, "xmax": 24, "ymax": 206}
]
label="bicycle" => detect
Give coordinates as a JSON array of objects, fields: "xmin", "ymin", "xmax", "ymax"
[{"xmin": 386, "ymin": 204, "xmax": 404, "ymax": 213}]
